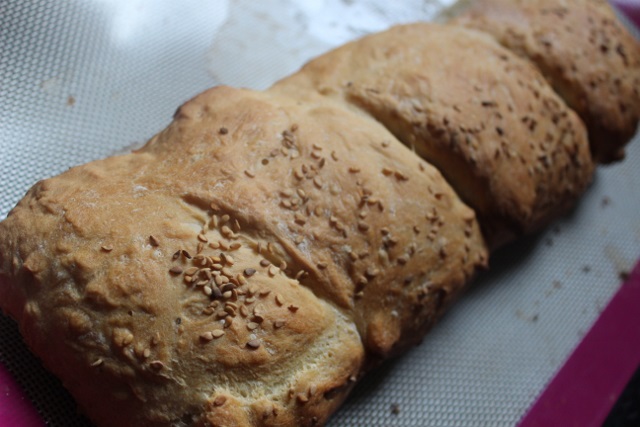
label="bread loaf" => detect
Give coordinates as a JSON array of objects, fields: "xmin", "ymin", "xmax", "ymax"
[
  {"xmin": 0, "ymin": 1, "xmax": 638, "ymax": 426},
  {"xmin": 451, "ymin": 0, "xmax": 640, "ymax": 163}
]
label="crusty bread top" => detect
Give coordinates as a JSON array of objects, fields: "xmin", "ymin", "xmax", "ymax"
[
  {"xmin": 452, "ymin": 0, "xmax": 640, "ymax": 163},
  {"xmin": 0, "ymin": 86, "xmax": 487, "ymax": 426},
  {"xmin": 272, "ymin": 23, "xmax": 594, "ymax": 247}
]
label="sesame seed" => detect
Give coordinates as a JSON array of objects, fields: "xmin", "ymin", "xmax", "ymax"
[
  {"xmin": 268, "ymin": 265, "xmax": 279, "ymax": 276},
  {"xmin": 260, "ymin": 259, "xmax": 271, "ymax": 267},
  {"xmin": 294, "ymin": 213, "xmax": 306, "ymax": 225},
  {"xmin": 149, "ymin": 235, "xmax": 160, "ymax": 247},
  {"xmin": 275, "ymin": 294, "xmax": 285, "ymax": 306},
  {"xmin": 149, "ymin": 361, "xmax": 164, "ymax": 370},
  {"xmin": 181, "ymin": 250, "xmax": 192, "ymax": 259},
  {"xmin": 169, "ymin": 266, "xmax": 183, "ymax": 274},
  {"xmin": 238, "ymin": 306, "xmax": 248, "ymax": 318},
  {"xmin": 244, "ymin": 170, "xmax": 255, "ymax": 178},
  {"xmin": 219, "ymin": 127, "xmax": 228, "ymax": 135},
  {"xmin": 297, "ymin": 393, "xmax": 309, "ymax": 404},
  {"xmin": 200, "ymin": 331, "xmax": 214, "ymax": 342},
  {"xmin": 317, "ymin": 262, "xmax": 327, "ymax": 269},
  {"xmin": 259, "ymin": 289, "xmax": 271, "ymax": 297},
  {"xmin": 382, "ymin": 141, "xmax": 390, "ymax": 148},
  {"xmin": 245, "ymin": 296, "xmax": 256, "ymax": 304},
  {"xmin": 229, "ymin": 242, "xmax": 241, "ymax": 250},
  {"xmin": 221, "ymin": 267, "xmax": 233, "ymax": 277},
  {"xmin": 348, "ymin": 167, "xmax": 361, "ymax": 173},
  {"xmin": 246, "ymin": 340, "xmax": 261, "ymax": 349},
  {"xmin": 91, "ymin": 359, "xmax": 103, "ymax": 367},
  {"xmin": 143, "ymin": 348, "xmax": 151, "ymax": 358},
  {"xmin": 209, "ymin": 241, "xmax": 220, "ymax": 250},
  {"xmin": 358, "ymin": 222, "xmax": 370, "ymax": 232},
  {"xmin": 213, "ymin": 396, "xmax": 227, "ymax": 406},
  {"xmin": 394, "ymin": 171, "xmax": 408, "ymax": 181},
  {"xmin": 212, "ymin": 330, "xmax": 225, "ymax": 338},
  {"xmin": 221, "ymin": 283, "xmax": 235, "ymax": 293},
  {"xmin": 366, "ymin": 267, "xmax": 379, "ymax": 277},
  {"xmin": 382, "ymin": 167, "xmax": 393, "ymax": 176},
  {"xmin": 273, "ymin": 320, "xmax": 286, "ymax": 329},
  {"xmin": 288, "ymin": 305, "xmax": 299, "ymax": 313},
  {"xmin": 101, "ymin": 245, "xmax": 113, "ymax": 252},
  {"xmin": 184, "ymin": 267, "xmax": 198, "ymax": 275},
  {"xmin": 313, "ymin": 177, "xmax": 323, "ymax": 188},
  {"xmin": 244, "ymin": 268, "xmax": 257, "ymax": 277},
  {"xmin": 247, "ymin": 322, "xmax": 259, "ymax": 330},
  {"xmin": 203, "ymin": 286, "xmax": 213, "ymax": 296},
  {"xmin": 224, "ymin": 317, "xmax": 234, "ymax": 328},
  {"xmin": 295, "ymin": 270, "xmax": 306, "ymax": 280}
]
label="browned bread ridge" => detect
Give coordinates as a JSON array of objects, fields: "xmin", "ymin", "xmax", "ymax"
[
  {"xmin": 0, "ymin": 87, "xmax": 487, "ymax": 426},
  {"xmin": 0, "ymin": 2, "xmax": 639, "ymax": 427},
  {"xmin": 452, "ymin": 0, "xmax": 640, "ymax": 163},
  {"xmin": 272, "ymin": 23, "xmax": 594, "ymax": 248}
]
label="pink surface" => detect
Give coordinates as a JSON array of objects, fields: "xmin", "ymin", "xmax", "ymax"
[
  {"xmin": 518, "ymin": 260, "xmax": 640, "ymax": 427},
  {"xmin": 0, "ymin": 363, "xmax": 43, "ymax": 427},
  {"xmin": 612, "ymin": 0, "xmax": 640, "ymax": 30}
]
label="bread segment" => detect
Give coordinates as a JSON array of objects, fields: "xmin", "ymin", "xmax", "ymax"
[
  {"xmin": 0, "ymin": 86, "xmax": 487, "ymax": 426},
  {"xmin": 452, "ymin": 0, "xmax": 640, "ymax": 163},
  {"xmin": 272, "ymin": 23, "xmax": 594, "ymax": 247}
]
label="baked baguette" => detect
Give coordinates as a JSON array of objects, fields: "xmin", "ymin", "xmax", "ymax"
[{"xmin": 0, "ymin": 2, "xmax": 639, "ymax": 427}]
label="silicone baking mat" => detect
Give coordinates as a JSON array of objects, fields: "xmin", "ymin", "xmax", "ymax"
[{"xmin": 1, "ymin": 1, "xmax": 639, "ymax": 426}]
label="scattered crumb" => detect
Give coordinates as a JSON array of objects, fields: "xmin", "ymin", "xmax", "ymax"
[
  {"xmin": 601, "ymin": 196, "xmax": 611, "ymax": 207},
  {"xmin": 552, "ymin": 225, "xmax": 561, "ymax": 235},
  {"xmin": 67, "ymin": 95, "xmax": 75, "ymax": 106},
  {"xmin": 553, "ymin": 280, "xmax": 562, "ymax": 289},
  {"xmin": 619, "ymin": 270, "xmax": 630, "ymax": 282},
  {"xmin": 582, "ymin": 265, "xmax": 591, "ymax": 273},
  {"xmin": 544, "ymin": 237, "xmax": 554, "ymax": 247},
  {"xmin": 531, "ymin": 314, "xmax": 539, "ymax": 323},
  {"xmin": 390, "ymin": 403, "xmax": 400, "ymax": 415}
]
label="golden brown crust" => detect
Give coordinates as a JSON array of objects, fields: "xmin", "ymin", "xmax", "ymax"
[
  {"xmin": 272, "ymin": 23, "xmax": 594, "ymax": 247},
  {"xmin": 0, "ymin": 86, "xmax": 487, "ymax": 426},
  {"xmin": 0, "ymin": 5, "xmax": 635, "ymax": 426},
  {"xmin": 452, "ymin": 0, "xmax": 640, "ymax": 163}
]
